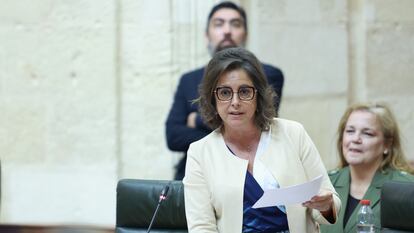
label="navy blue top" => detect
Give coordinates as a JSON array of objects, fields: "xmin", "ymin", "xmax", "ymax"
[
  {"xmin": 243, "ymin": 171, "xmax": 289, "ymax": 233},
  {"xmin": 165, "ymin": 64, "xmax": 284, "ymax": 180}
]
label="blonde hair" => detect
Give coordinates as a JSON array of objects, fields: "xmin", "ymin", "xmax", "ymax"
[{"xmin": 337, "ymin": 102, "xmax": 414, "ymax": 174}]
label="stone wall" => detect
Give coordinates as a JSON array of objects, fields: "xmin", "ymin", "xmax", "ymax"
[{"xmin": 0, "ymin": 0, "xmax": 412, "ymax": 227}]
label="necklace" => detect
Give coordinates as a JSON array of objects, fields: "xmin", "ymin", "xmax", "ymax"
[
  {"xmin": 222, "ymin": 126, "xmax": 261, "ymax": 153},
  {"xmin": 245, "ymin": 144, "xmax": 255, "ymax": 152},
  {"xmin": 225, "ymin": 133, "xmax": 260, "ymax": 156}
]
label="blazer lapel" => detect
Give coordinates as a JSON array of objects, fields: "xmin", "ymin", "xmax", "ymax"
[
  {"xmin": 344, "ymin": 170, "xmax": 386, "ymax": 233},
  {"xmin": 334, "ymin": 168, "xmax": 351, "ymax": 233},
  {"xmin": 260, "ymin": 139, "xmax": 290, "ymax": 187},
  {"xmin": 258, "ymin": 125, "xmax": 294, "ymax": 188},
  {"xmin": 363, "ymin": 171, "xmax": 386, "ymax": 210}
]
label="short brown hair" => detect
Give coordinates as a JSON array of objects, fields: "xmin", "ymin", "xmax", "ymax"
[
  {"xmin": 197, "ymin": 47, "xmax": 277, "ymax": 130},
  {"xmin": 336, "ymin": 102, "xmax": 414, "ymax": 174}
]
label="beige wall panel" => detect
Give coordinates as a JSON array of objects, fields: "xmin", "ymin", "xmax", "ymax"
[
  {"xmin": 0, "ymin": 0, "xmax": 117, "ymax": 226},
  {"xmin": 366, "ymin": 25, "xmax": 414, "ymax": 96},
  {"xmin": 1, "ymin": 164, "xmax": 116, "ymax": 225},
  {"xmin": 0, "ymin": 104, "xmax": 46, "ymax": 163},
  {"xmin": 280, "ymin": 96, "xmax": 347, "ymax": 170},
  {"xmin": 170, "ymin": 0, "xmax": 215, "ymax": 72},
  {"xmin": 251, "ymin": 24, "xmax": 348, "ymax": 98},
  {"xmin": 366, "ymin": 0, "xmax": 414, "ymax": 23},
  {"xmin": 363, "ymin": 0, "xmax": 414, "ymax": 162},
  {"xmin": 386, "ymin": 97, "xmax": 414, "ymax": 163},
  {"xmin": 248, "ymin": 0, "xmax": 348, "ymax": 97},
  {"xmin": 120, "ymin": 0, "xmax": 174, "ymax": 179},
  {"xmin": 246, "ymin": 0, "xmax": 347, "ymax": 23}
]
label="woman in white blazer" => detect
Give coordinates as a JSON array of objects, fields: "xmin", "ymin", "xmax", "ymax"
[{"xmin": 183, "ymin": 47, "xmax": 341, "ymax": 233}]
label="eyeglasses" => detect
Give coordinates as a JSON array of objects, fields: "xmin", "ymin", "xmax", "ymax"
[{"xmin": 214, "ymin": 86, "xmax": 256, "ymax": 101}]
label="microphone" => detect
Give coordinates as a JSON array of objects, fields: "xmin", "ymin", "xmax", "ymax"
[
  {"xmin": 146, "ymin": 182, "xmax": 171, "ymax": 233},
  {"xmin": 159, "ymin": 184, "xmax": 170, "ymax": 202}
]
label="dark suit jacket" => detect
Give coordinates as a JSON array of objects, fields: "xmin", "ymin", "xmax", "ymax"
[
  {"xmin": 320, "ymin": 167, "xmax": 414, "ymax": 233},
  {"xmin": 165, "ymin": 64, "xmax": 284, "ymax": 180}
]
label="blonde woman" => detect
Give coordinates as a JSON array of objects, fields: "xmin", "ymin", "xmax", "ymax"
[{"xmin": 321, "ymin": 103, "xmax": 414, "ymax": 233}]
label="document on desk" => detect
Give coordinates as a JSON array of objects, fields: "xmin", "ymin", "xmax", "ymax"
[{"xmin": 252, "ymin": 174, "xmax": 323, "ymax": 208}]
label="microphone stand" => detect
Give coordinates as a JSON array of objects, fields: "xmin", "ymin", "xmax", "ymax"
[{"xmin": 146, "ymin": 182, "xmax": 171, "ymax": 233}]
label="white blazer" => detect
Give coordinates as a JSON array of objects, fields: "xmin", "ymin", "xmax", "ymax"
[{"xmin": 183, "ymin": 118, "xmax": 341, "ymax": 233}]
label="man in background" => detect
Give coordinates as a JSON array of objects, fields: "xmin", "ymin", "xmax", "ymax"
[{"xmin": 166, "ymin": 1, "xmax": 284, "ymax": 180}]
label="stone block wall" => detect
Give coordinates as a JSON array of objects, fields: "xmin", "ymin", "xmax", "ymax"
[{"xmin": 0, "ymin": 0, "xmax": 412, "ymax": 227}]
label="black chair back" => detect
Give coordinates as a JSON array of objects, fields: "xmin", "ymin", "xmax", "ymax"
[
  {"xmin": 116, "ymin": 179, "xmax": 187, "ymax": 233},
  {"xmin": 381, "ymin": 181, "xmax": 414, "ymax": 233}
]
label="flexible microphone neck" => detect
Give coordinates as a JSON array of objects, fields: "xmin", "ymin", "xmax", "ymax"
[{"xmin": 146, "ymin": 182, "xmax": 171, "ymax": 233}]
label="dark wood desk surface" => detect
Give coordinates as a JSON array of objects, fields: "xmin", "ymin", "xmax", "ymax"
[{"xmin": 0, "ymin": 224, "xmax": 114, "ymax": 233}]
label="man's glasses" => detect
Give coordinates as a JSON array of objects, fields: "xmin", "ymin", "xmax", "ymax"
[{"xmin": 214, "ymin": 86, "xmax": 256, "ymax": 101}]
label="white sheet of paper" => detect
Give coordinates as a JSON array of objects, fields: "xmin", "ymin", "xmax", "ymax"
[{"xmin": 252, "ymin": 174, "xmax": 323, "ymax": 208}]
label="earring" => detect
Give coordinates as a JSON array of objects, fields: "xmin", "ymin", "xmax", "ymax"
[{"xmin": 384, "ymin": 149, "xmax": 389, "ymax": 155}]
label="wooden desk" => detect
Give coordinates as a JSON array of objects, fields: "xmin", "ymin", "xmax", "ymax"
[{"xmin": 0, "ymin": 224, "xmax": 114, "ymax": 233}]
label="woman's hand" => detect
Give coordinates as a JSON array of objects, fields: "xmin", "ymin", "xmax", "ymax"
[
  {"xmin": 302, "ymin": 190, "xmax": 333, "ymax": 212},
  {"xmin": 302, "ymin": 190, "xmax": 335, "ymax": 223}
]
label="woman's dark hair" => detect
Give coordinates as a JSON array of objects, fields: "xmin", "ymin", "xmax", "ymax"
[{"xmin": 197, "ymin": 47, "xmax": 277, "ymax": 130}]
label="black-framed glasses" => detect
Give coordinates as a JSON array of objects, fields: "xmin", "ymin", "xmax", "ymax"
[{"xmin": 214, "ymin": 86, "xmax": 257, "ymax": 101}]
